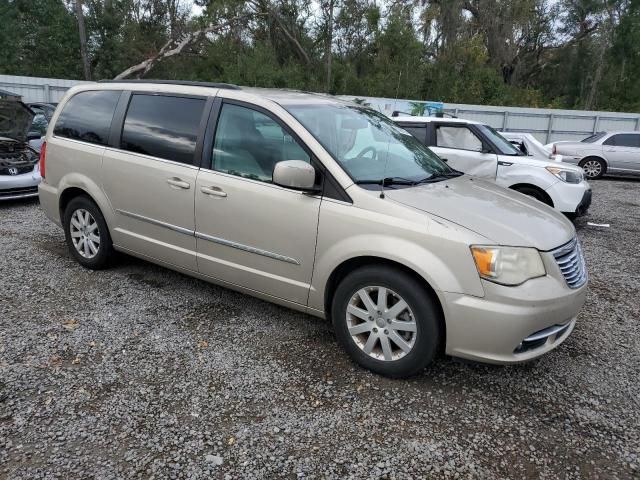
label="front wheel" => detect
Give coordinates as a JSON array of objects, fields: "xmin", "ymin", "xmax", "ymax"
[
  {"xmin": 331, "ymin": 265, "xmax": 442, "ymax": 378},
  {"xmin": 63, "ymin": 196, "xmax": 114, "ymax": 269}
]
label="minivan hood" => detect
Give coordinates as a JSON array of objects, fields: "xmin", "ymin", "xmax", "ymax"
[
  {"xmin": 384, "ymin": 177, "xmax": 575, "ymax": 251},
  {"xmin": 0, "ymin": 100, "xmax": 34, "ymax": 143}
]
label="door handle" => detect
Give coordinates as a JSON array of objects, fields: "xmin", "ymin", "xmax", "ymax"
[
  {"xmin": 167, "ymin": 177, "xmax": 191, "ymax": 189},
  {"xmin": 200, "ymin": 186, "xmax": 227, "ymax": 198}
]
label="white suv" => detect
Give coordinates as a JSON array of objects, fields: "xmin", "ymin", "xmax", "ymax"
[{"xmin": 394, "ymin": 116, "xmax": 592, "ymax": 217}]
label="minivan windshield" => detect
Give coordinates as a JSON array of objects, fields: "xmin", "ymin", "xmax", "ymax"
[
  {"xmin": 476, "ymin": 124, "xmax": 522, "ymax": 156},
  {"xmin": 285, "ymin": 104, "xmax": 455, "ymax": 184}
]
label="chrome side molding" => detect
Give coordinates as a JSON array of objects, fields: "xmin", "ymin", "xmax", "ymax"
[
  {"xmin": 195, "ymin": 232, "xmax": 300, "ymax": 265},
  {"xmin": 116, "ymin": 209, "xmax": 194, "ymax": 236},
  {"xmin": 116, "ymin": 208, "xmax": 300, "ymax": 265}
]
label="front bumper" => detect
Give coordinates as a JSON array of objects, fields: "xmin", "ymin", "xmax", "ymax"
[
  {"xmin": 545, "ymin": 180, "xmax": 591, "ymax": 215},
  {"xmin": 0, "ymin": 167, "xmax": 41, "ymax": 200},
  {"xmin": 442, "ymin": 267, "xmax": 587, "ymax": 364},
  {"xmin": 575, "ymin": 188, "xmax": 592, "ymax": 216}
]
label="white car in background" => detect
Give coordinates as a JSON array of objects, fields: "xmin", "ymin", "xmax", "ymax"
[
  {"xmin": 501, "ymin": 131, "xmax": 562, "ymax": 162},
  {"xmin": 548, "ymin": 131, "xmax": 640, "ymax": 179},
  {"xmin": 394, "ymin": 116, "xmax": 592, "ymax": 218}
]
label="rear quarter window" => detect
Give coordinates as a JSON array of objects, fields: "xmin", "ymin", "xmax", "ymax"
[{"xmin": 53, "ymin": 90, "xmax": 120, "ymax": 146}]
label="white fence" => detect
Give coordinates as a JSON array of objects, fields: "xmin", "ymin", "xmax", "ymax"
[
  {"xmin": 341, "ymin": 97, "xmax": 640, "ymax": 143},
  {"xmin": 3, "ymin": 74, "xmax": 639, "ymax": 143},
  {"xmin": 0, "ymin": 75, "xmax": 88, "ymax": 103}
]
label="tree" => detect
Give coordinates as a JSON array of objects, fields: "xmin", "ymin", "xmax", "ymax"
[{"xmin": 75, "ymin": 0, "xmax": 91, "ymax": 80}]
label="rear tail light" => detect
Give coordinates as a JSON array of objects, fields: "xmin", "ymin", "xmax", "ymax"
[{"xmin": 39, "ymin": 141, "xmax": 47, "ymax": 179}]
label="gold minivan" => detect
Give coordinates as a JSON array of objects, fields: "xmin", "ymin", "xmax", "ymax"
[{"xmin": 38, "ymin": 81, "xmax": 588, "ymax": 377}]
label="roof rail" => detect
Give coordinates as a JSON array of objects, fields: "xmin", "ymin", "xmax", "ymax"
[{"xmin": 98, "ymin": 79, "xmax": 241, "ymax": 90}]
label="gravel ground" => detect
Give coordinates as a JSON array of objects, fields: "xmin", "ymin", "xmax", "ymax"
[{"xmin": 1, "ymin": 178, "xmax": 639, "ymax": 479}]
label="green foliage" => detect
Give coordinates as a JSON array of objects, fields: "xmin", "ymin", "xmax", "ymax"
[{"xmin": 0, "ymin": 0, "xmax": 638, "ymax": 113}]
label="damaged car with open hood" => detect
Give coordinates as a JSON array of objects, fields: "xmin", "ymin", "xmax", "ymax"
[{"xmin": 0, "ymin": 99, "xmax": 42, "ymax": 200}]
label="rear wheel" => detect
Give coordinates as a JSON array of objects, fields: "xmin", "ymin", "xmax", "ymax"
[
  {"xmin": 513, "ymin": 185, "xmax": 553, "ymax": 207},
  {"xmin": 331, "ymin": 265, "xmax": 442, "ymax": 378},
  {"xmin": 63, "ymin": 196, "xmax": 114, "ymax": 269},
  {"xmin": 579, "ymin": 157, "xmax": 606, "ymax": 179}
]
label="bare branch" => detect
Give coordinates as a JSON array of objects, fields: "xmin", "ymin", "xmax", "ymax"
[{"xmin": 113, "ymin": 15, "xmax": 255, "ymax": 80}]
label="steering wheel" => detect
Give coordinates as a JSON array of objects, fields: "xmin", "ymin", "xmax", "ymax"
[{"xmin": 354, "ymin": 146, "xmax": 378, "ymax": 162}]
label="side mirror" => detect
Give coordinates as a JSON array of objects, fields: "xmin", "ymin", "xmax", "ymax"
[
  {"xmin": 481, "ymin": 147, "xmax": 492, "ymax": 154},
  {"xmin": 273, "ymin": 160, "xmax": 317, "ymax": 191}
]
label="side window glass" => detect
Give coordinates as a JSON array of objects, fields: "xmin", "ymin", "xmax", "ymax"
[
  {"xmin": 615, "ymin": 134, "xmax": 640, "ymax": 148},
  {"xmin": 212, "ymin": 103, "xmax": 310, "ymax": 183},
  {"xmin": 403, "ymin": 126, "xmax": 427, "ymax": 143},
  {"xmin": 121, "ymin": 94, "xmax": 205, "ymax": 165},
  {"xmin": 603, "ymin": 135, "xmax": 618, "ymax": 146},
  {"xmin": 53, "ymin": 90, "xmax": 120, "ymax": 146},
  {"xmin": 436, "ymin": 126, "xmax": 482, "ymax": 151}
]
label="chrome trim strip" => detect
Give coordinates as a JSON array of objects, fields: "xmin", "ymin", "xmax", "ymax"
[
  {"xmin": 195, "ymin": 231, "xmax": 300, "ymax": 265},
  {"xmin": 523, "ymin": 322, "xmax": 571, "ymax": 342},
  {"xmin": 116, "ymin": 209, "xmax": 194, "ymax": 236}
]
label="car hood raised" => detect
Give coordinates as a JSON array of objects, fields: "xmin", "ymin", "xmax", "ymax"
[
  {"xmin": 0, "ymin": 100, "xmax": 34, "ymax": 143},
  {"xmin": 385, "ymin": 176, "xmax": 575, "ymax": 251}
]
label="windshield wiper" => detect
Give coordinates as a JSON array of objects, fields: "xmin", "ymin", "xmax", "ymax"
[
  {"xmin": 355, "ymin": 177, "xmax": 417, "ymax": 186},
  {"xmin": 414, "ymin": 171, "xmax": 464, "ymax": 184}
]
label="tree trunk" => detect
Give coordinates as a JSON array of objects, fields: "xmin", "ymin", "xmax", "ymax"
[
  {"xmin": 325, "ymin": 0, "xmax": 334, "ymax": 93},
  {"xmin": 75, "ymin": 0, "xmax": 91, "ymax": 80}
]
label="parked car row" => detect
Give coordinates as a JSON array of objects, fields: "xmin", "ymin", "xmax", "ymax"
[
  {"xmin": 35, "ymin": 82, "xmax": 589, "ymax": 378},
  {"xmin": 548, "ymin": 131, "xmax": 640, "ymax": 179}
]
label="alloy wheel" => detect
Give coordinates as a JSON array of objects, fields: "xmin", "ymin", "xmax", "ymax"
[
  {"xmin": 582, "ymin": 160, "xmax": 602, "ymax": 178},
  {"xmin": 70, "ymin": 209, "xmax": 100, "ymax": 259},
  {"xmin": 346, "ymin": 286, "xmax": 417, "ymax": 361}
]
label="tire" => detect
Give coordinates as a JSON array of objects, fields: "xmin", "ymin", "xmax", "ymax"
[
  {"xmin": 579, "ymin": 157, "xmax": 606, "ymax": 179},
  {"xmin": 513, "ymin": 186, "xmax": 552, "ymax": 207},
  {"xmin": 63, "ymin": 195, "xmax": 114, "ymax": 270},
  {"xmin": 331, "ymin": 265, "xmax": 442, "ymax": 378}
]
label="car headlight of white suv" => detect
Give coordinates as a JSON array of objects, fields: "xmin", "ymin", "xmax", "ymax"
[
  {"xmin": 471, "ymin": 246, "xmax": 546, "ymax": 286},
  {"xmin": 545, "ymin": 166, "xmax": 583, "ymax": 184}
]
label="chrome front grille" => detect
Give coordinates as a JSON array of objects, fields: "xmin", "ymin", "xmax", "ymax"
[{"xmin": 552, "ymin": 238, "xmax": 587, "ymax": 289}]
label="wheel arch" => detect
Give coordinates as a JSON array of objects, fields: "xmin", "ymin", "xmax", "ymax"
[
  {"xmin": 579, "ymin": 155, "xmax": 608, "ymax": 173},
  {"xmin": 58, "ymin": 176, "xmax": 115, "ymax": 234},
  {"xmin": 323, "ymin": 256, "xmax": 446, "ymax": 350},
  {"xmin": 509, "ymin": 183, "xmax": 554, "ymax": 208}
]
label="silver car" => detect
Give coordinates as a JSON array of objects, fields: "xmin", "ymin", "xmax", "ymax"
[
  {"xmin": 551, "ymin": 131, "xmax": 640, "ymax": 179},
  {"xmin": 38, "ymin": 82, "xmax": 588, "ymax": 377},
  {"xmin": 0, "ymin": 100, "xmax": 41, "ymax": 200}
]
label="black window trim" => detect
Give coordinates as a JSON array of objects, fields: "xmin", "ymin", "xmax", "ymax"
[
  {"xmin": 112, "ymin": 90, "xmax": 212, "ymax": 167},
  {"xmin": 202, "ymin": 97, "xmax": 352, "ymax": 203},
  {"xmin": 396, "ymin": 122, "xmax": 428, "ymax": 143},
  {"xmin": 53, "ymin": 88, "xmax": 123, "ymax": 147}
]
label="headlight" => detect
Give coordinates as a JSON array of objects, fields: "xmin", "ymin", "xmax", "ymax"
[
  {"xmin": 546, "ymin": 166, "xmax": 583, "ymax": 184},
  {"xmin": 470, "ymin": 246, "xmax": 546, "ymax": 286}
]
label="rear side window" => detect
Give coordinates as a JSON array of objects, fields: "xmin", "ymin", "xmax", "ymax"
[
  {"xmin": 603, "ymin": 134, "xmax": 640, "ymax": 147},
  {"xmin": 54, "ymin": 90, "xmax": 120, "ymax": 146},
  {"xmin": 400, "ymin": 125, "xmax": 427, "ymax": 143},
  {"xmin": 121, "ymin": 94, "xmax": 205, "ymax": 165}
]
